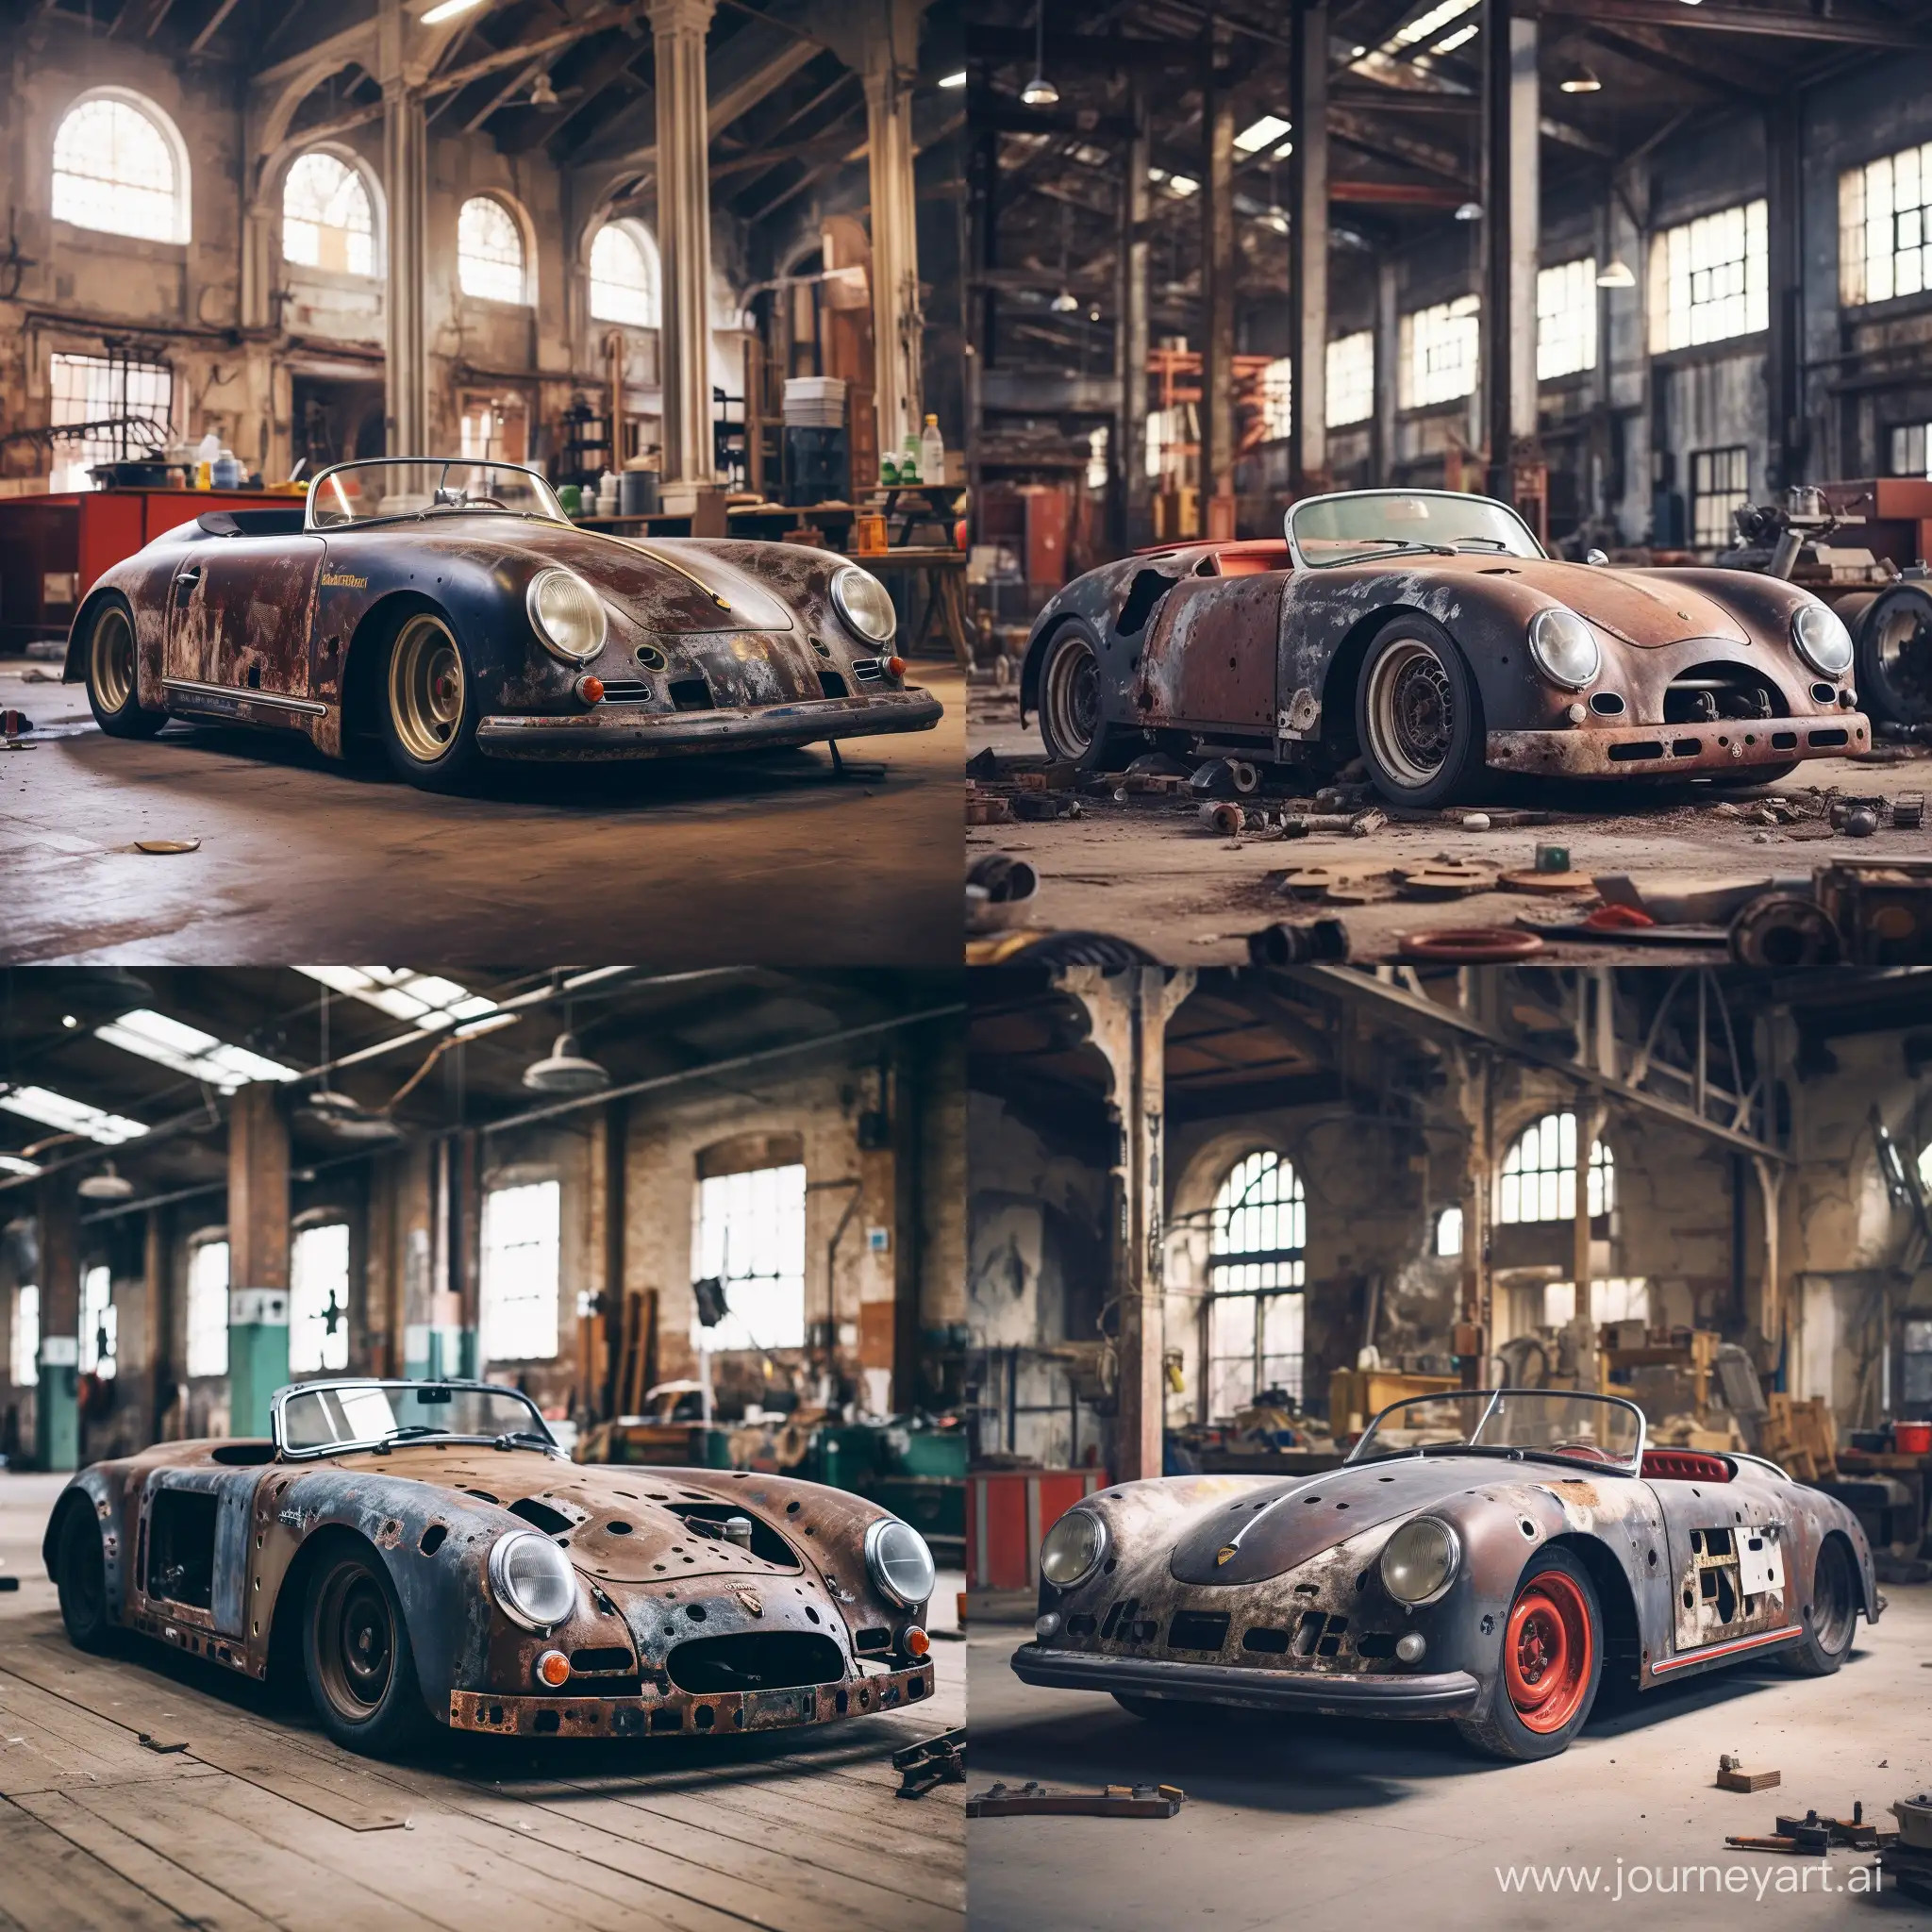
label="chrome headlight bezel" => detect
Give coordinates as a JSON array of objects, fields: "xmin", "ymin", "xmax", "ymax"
[
  {"xmin": 1039, "ymin": 1507, "xmax": 1108, "ymax": 1590},
  {"xmin": 488, "ymin": 1529, "xmax": 578, "ymax": 1631},
  {"xmin": 1791, "ymin": 599, "xmax": 1854, "ymax": 677},
  {"xmin": 830, "ymin": 565, "xmax": 898, "ymax": 645},
  {"xmin": 525, "ymin": 566, "xmax": 608, "ymax": 664},
  {"xmin": 1378, "ymin": 1515, "xmax": 1461, "ymax": 1607},
  {"xmin": 1526, "ymin": 606, "xmax": 1603, "ymax": 691},
  {"xmin": 864, "ymin": 1516, "xmax": 937, "ymax": 1608}
]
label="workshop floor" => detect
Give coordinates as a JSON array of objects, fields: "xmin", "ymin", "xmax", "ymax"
[
  {"xmin": 0, "ymin": 662, "xmax": 965, "ymax": 964},
  {"xmin": 967, "ymin": 1601, "xmax": 1932, "ymax": 1932},
  {"xmin": 0, "ymin": 1474, "xmax": 965, "ymax": 1932},
  {"xmin": 968, "ymin": 683, "xmax": 1932, "ymax": 966}
]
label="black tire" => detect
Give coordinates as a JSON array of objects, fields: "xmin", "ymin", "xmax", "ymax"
[
  {"xmin": 1355, "ymin": 614, "xmax": 1488, "ymax": 808},
  {"xmin": 1036, "ymin": 619, "xmax": 1140, "ymax": 772},
  {"xmin": 1855, "ymin": 581, "xmax": 1932, "ymax": 727},
  {"xmin": 1456, "ymin": 1544, "xmax": 1604, "ymax": 1762},
  {"xmin": 1112, "ymin": 1693, "xmax": 1221, "ymax": 1725},
  {"xmin": 1782, "ymin": 1536, "xmax": 1857, "ymax": 1677},
  {"xmin": 80, "ymin": 596, "xmax": 168, "ymax": 739},
  {"xmin": 56, "ymin": 1503, "xmax": 114, "ymax": 1652},
  {"xmin": 379, "ymin": 607, "xmax": 487, "ymax": 793},
  {"xmin": 302, "ymin": 1545, "xmax": 429, "ymax": 1756}
]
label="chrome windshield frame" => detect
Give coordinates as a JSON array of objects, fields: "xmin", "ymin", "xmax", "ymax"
[
  {"xmin": 1284, "ymin": 488, "xmax": 1547, "ymax": 572},
  {"xmin": 304, "ymin": 458, "xmax": 568, "ymax": 533},
  {"xmin": 1343, "ymin": 1388, "xmax": 1647, "ymax": 1474},
  {"xmin": 270, "ymin": 1376, "xmax": 557, "ymax": 1459}
]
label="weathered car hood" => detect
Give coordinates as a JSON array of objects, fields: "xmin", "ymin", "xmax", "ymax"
[
  {"xmin": 1448, "ymin": 555, "xmax": 1749, "ymax": 648},
  {"xmin": 1167, "ymin": 1452, "xmax": 1632, "ymax": 1586}
]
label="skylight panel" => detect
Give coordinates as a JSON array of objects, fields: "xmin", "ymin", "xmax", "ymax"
[
  {"xmin": 0, "ymin": 1086, "xmax": 149, "ymax": 1145},
  {"xmin": 96, "ymin": 1008, "xmax": 302, "ymax": 1091}
]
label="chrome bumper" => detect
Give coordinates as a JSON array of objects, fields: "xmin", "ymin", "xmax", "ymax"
[
  {"xmin": 1010, "ymin": 1641, "xmax": 1480, "ymax": 1718},
  {"xmin": 475, "ymin": 688, "xmax": 943, "ymax": 759},
  {"xmin": 1485, "ymin": 711, "xmax": 1870, "ymax": 779}
]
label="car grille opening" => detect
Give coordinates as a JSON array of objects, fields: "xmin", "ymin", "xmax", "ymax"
[
  {"xmin": 1662, "ymin": 662, "xmax": 1788, "ymax": 726},
  {"xmin": 597, "ymin": 680, "xmax": 654, "ymax": 703},
  {"xmin": 818, "ymin": 671, "xmax": 848, "ymax": 699},
  {"xmin": 570, "ymin": 1646, "xmax": 635, "ymax": 1674},
  {"xmin": 1589, "ymin": 691, "xmax": 1626, "ymax": 715},
  {"xmin": 1167, "ymin": 1609, "xmax": 1231, "ymax": 1651},
  {"xmin": 1242, "ymin": 1625, "xmax": 1291, "ymax": 1654},
  {"xmin": 507, "ymin": 1498, "xmax": 573, "ymax": 1536},
  {"xmin": 851, "ymin": 658, "xmax": 886, "ymax": 683},
  {"xmin": 1808, "ymin": 726, "xmax": 1850, "ymax": 747},
  {"xmin": 1355, "ymin": 1631, "xmax": 1399, "ymax": 1658},
  {"xmin": 664, "ymin": 1631, "xmax": 845, "ymax": 1693},
  {"xmin": 669, "ymin": 676, "xmax": 714, "ymax": 711},
  {"xmin": 1607, "ymin": 741, "xmax": 1667, "ymax": 762}
]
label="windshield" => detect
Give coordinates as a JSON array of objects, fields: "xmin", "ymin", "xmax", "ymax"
[
  {"xmin": 308, "ymin": 460, "xmax": 566, "ymax": 529},
  {"xmin": 1346, "ymin": 1391, "xmax": 1643, "ymax": 1474},
  {"xmin": 275, "ymin": 1379, "xmax": 557, "ymax": 1456},
  {"xmin": 1290, "ymin": 491, "xmax": 1544, "ymax": 568}
]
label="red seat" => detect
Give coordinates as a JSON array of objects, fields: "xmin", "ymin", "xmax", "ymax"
[{"xmin": 1641, "ymin": 1448, "xmax": 1732, "ymax": 1483}]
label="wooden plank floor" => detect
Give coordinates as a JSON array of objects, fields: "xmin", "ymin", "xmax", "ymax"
[{"xmin": 0, "ymin": 1475, "xmax": 964, "ymax": 1932}]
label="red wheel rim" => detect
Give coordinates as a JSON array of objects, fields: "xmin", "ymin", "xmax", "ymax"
[
  {"xmin": 1398, "ymin": 928, "xmax": 1546, "ymax": 964},
  {"xmin": 1504, "ymin": 1569, "xmax": 1593, "ymax": 1733}
]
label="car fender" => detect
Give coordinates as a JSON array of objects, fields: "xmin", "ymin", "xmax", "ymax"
[
  {"xmin": 1018, "ymin": 558, "xmax": 1153, "ymax": 728},
  {"xmin": 42, "ymin": 1466, "xmax": 130, "ymax": 1616}
]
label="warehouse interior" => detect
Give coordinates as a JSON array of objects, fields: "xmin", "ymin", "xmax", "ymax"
[
  {"xmin": 967, "ymin": 960, "xmax": 1932, "ymax": 1924},
  {"xmin": 0, "ymin": 965, "xmax": 966, "ymax": 1932}
]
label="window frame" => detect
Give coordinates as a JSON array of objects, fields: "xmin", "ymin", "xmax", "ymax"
[
  {"xmin": 51, "ymin": 86, "xmax": 192, "ymax": 246},
  {"xmin": 1204, "ymin": 1149, "xmax": 1308, "ymax": 1415},
  {"xmin": 1536, "ymin": 256, "xmax": 1598, "ymax": 382},
  {"xmin": 185, "ymin": 1235, "xmax": 230, "ymax": 1380},
  {"xmin": 1399, "ymin": 295, "xmax": 1480, "ymax": 409},
  {"xmin": 693, "ymin": 1159, "xmax": 808, "ymax": 1354},
  {"xmin": 80, "ymin": 1262, "xmax": 116, "ymax": 1379},
  {"xmin": 10, "ymin": 1284, "xmax": 39, "ymax": 1389},
  {"xmin": 1690, "ymin": 444, "xmax": 1751, "ymax": 553},
  {"xmin": 1326, "ymin": 330, "xmax": 1375, "ymax": 428},
  {"xmin": 279, "ymin": 146, "xmax": 381, "ymax": 281},
  {"xmin": 458, "ymin": 193, "xmax": 534, "ymax": 308},
  {"xmin": 1497, "ymin": 1112, "xmax": 1617, "ymax": 1226},
  {"xmin": 588, "ymin": 217, "xmax": 661, "ymax": 329},
  {"xmin": 289, "ymin": 1218, "xmax": 352, "ymax": 1377},
  {"xmin": 479, "ymin": 1177, "xmax": 562, "ymax": 1364},
  {"xmin": 1648, "ymin": 199, "xmax": 1769, "ymax": 353},
  {"xmin": 1840, "ymin": 142, "xmax": 1932, "ymax": 309}
]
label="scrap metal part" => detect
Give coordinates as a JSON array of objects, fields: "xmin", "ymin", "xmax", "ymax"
[
  {"xmin": 967, "ymin": 1781, "xmax": 1185, "ymax": 1820},
  {"xmin": 1486, "ymin": 715, "xmax": 1871, "ymax": 778},
  {"xmin": 893, "ymin": 1725, "xmax": 968, "ymax": 1798}
]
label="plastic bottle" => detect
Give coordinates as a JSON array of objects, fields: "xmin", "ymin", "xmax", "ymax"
[
  {"xmin": 897, "ymin": 432, "xmax": 921, "ymax": 486},
  {"xmin": 195, "ymin": 428, "xmax": 220, "ymax": 491},
  {"xmin": 920, "ymin": 413, "xmax": 944, "ymax": 487},
  {"xmin": 212, "ymin": 448, "xmax": 242, "ymax": 490},
  {"xmin": 880, "ymin": 446, "xmax": 899, "ymax": 487}
]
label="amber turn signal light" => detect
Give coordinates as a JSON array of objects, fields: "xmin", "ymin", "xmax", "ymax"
[
  {"xmin": 575, "ymin": 675, "xmax": 605, "ymax": 705},
  {"xmin": 886, "ymin": 656, "xmax": 908, "ymax": 678},
  {"xmin": 535, "ymin": 1648, "xmax": 572, "ymax": 1687},
  {"xmin": 901, "ymin": 1625, "xmax": 930, "ymax": 1657}
]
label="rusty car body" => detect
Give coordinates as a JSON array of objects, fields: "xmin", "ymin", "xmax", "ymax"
[
  {"xmin": 1019, "ymin": 490, "xmax": 1871, "ymax": 807},
  {"xmin": 67, "ymin": 458, "xmax": 941, "ymax": 791},
  {"xmin": 44, "ymin": 1378, "xmax": 938, "ymax": 1757},
  {"xmin": 1010, "ymin": 1391, "xmax": 1877, "ymax": 1759}
]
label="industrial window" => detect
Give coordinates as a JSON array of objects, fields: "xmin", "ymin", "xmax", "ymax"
[
  {"xmin": 50, "ymin": 353, "xmax": 175, "ymax": 482},
  {"xmin": 1434, "ymin": 1206, "xmax": 1463, "ymax": 1257},
  {"xmin": 1690, "ymin": 446, "xmax": 1750, "ymax": 551},
  {"xmin": 1498, "ymin": 1113, "xmax": 1614, "ymax": 1224},
  {"xmin": 51, "ymin": 92, "xmax": 188, "ymax": 243},
  {"xmin": 1537, "ymin": 258, "xmax": 1597, "ymax": 380},
  {"xmin": 282, "ymin": 152, "xmax": 375, "ymax": 277},
  {"xmin": 1904, "ymin": 1317, "xmax": 1932, "ymax": 1416},
  {"xmin": 458, "ymin": 196, "xmax": 528, "ymax": 305},
  {"xmin": 1205, "ymin": 1151, "xmax": 1307, "ymax": 1416},
  {"xmin": 80, "ymin": 1264, "xmax": 116, "ymax": 1379},
  {"xmin": 590, "ymin": 222, "xmax": 660, "ymax": 327},
  {"xmin": 186, "ymin": 1239, "xmax": 229, "ymax": 1379},
  {"xmin": 290, "ymin": 1223, "xmax": 351, "ymax": 1376},
  {"xmin": 1840, "ymin": 142, "xmax": 1932, "ymax": 307},
  {"xmin": 1399, "ymin": 296, "xmax": 1479, "ymax": 408},
  {"xmin": 1542, "ymin": 1277, "xmax": 1649, "ymax": 1328},
  {"xmin": 1260, "ymin": 357, "xmax": 1293, "ymax": 441},
  {"xmin": 694, "ymin": 1162, "xmax": 807, "ymax": 1352},
  {"xmin": 1890, "ymin": 424, "xmax": 1932, "ymax": 478},
  {"xmin": 480, "ymin": 1181, "xmax": 560, "ymax": 1362},
  {"xmin": 1326, "ymin": 330, "xmax": 1374, "ymax": 427},
  {"xmin": 10, "ymin": 1286, "xmax": 38, "ymax": 1389},
  {"xmin": 1649, "ymin": 200, "xmax": 1767, "ymax": 351}
]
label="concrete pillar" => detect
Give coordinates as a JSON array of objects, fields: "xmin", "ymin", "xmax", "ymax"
[
  {"xmin": 1116, "ymin": 77, "xmax": 1152, "ymax": 552},
  {"xmin": 382, "ymin": 83, "xmax": 428, "ymax": 455},
  {"xmin": 226, "ymin": 1084, "xmax": 290, "ymax": 1439},
  {"xmin": 1765, "ymin": 93, "xmax": 1803, "ymax": 491},
  {"xmin": 1060, "ymin": 967, "xmax": 1195, "ymax": 1483},
  {"xmin": 1456, "ymin": 1053, "xmax": 1493, "ymax": 1391},
  {"xmin": 1200, "ymin": 29, "xmax": 1236, "ymax": 535},
  {"xmin": 1374, "ymin": 258, "xmax": 1399, "ymax": 485},
  {"xmin": 1289, "ymin": 0, "xmax": 1329, "ymax": 493},
  {"xmin": 1483, "ymin": 2, "xmax": 1538, "ymax": 492},
  {"xmin": 863, "ymin": 5, "xmax": 924, "ymax": 468},
  {"xmin": 649, "ymin": 0, "xmax": 720, "ymax": 485},
  {"xmin": 34, "ymin": 1178, "xmax": 80, "ymax": 1473}
]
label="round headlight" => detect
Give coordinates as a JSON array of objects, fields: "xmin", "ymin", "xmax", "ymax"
[
  {"xmin": 1039, "ymin": 1507, "xmax": 1106, "ymax": 1589},
  {"xmin": 864, "ymin": 1517, "xmax": 936, "ymax": 1608},
  {"xmin": 526, "ymin": 567, "xmax": 608, "ymax": 663},
  {"xmin": 1379, "ymin": 1516, "xmax": 1460, "ymax": 1606},
  {"xmin": 488, "ymin": 1530, "xmax": 577, "ymax": 1630},
  {"xmin": 831, "ymin": 565, "xmax": 898, "ymax": 645},
  {"xmin": 1527, "ymin": 606, "xmax": 1602, "ymax": 691},
  {"xmin": 1792, "ymin": 600, "xmax": 1854, "ymax": 677}
]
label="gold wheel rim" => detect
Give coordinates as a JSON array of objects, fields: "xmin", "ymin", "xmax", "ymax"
[
  {"xmin": 91, "ymin": 608, "xmax": 135, "ymax": 714},
  {"xmin": 389, "ymin": 614, "xmax": 465, "ymax": 763}
]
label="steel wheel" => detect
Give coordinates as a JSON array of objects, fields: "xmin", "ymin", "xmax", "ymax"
[
  {"xmin": 1041, "ymin": 627, "xmax": 1101, "ymax": 759},
  {"xmin": 1364, "ymin": 637, "xmax": 1456, "ymax": 788},
  {"xmin": 388, "ymin": 613, "xmax": 466, "ymax": 764},
  {"xmin": 90, "ymin": 607, "xmax": 136, "ymax": 714},
  {"xmin": 1504, "ymin": 1567, "xmax": 1595, "ymax": 1734},
  {"xmin": 311, "ymin": 1557, "xmax": 397, "ymax": 1724}
]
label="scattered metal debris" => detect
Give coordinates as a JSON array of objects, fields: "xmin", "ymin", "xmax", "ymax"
[
  {"xmin": 1398, "ymin": 926, "xmax": 1546, "ymax": 963},
  {"xmin": 893, "ymin": 1727, "xmax": 967, "ymax": 1799},
  {"xmin": 1246, "ymin": 918, "xmax": 1350, "ymax": 966},
  {"xmin": 966, "ymin": 854, "xmax": 1040, "ymax": 935},
  {"xmin": 137, "ymin": 1733, "xmax": 189, "ymax": 1754},
  {"xmin": 132, "ymin": 839, "xmax": 202, "ymax": 855},
  {"xmin": 967, "ymin": 1781, "xmax": 1185, "ymax": 1820},
  {"xmin": 1726, "ymin": 1801, "xmax": 1894, "ymax": 1856}
]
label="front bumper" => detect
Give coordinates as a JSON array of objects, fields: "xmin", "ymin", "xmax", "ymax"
[
  {"xmin": 475, "ymin": 687, "xmax": 943, "ymax": 760},
  {"xmin": 1485, "ymin": 711, "xmax": 1870, "ymax": 779},
  {"xmin": 1010, "ymin": 1641, "xmax": 1479, "ymax": 1719},
  {"xmin": 448, "ymin": 1657, "xmax": 936, "ymax": 1738}
]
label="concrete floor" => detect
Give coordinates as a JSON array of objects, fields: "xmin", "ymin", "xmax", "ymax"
[
  {"xmin": 969, "ymin": 684, "xmax": 1932, "ymax": 966},
  {"xmin": 0, "ymin": 1473, "xmax": 964, "ymax": 1932},
  {"xmin": 967, "ymin": 1605, "xmax": 1932, "ymax": 1931},
  {"xmin": 0, "ymin": 662, "xmax": 964, "ymax": 964}
]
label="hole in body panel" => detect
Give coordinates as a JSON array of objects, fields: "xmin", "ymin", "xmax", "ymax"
[{"xmin": 665, "ymin": 1632, "xmax": 846, "ymax": 1693}]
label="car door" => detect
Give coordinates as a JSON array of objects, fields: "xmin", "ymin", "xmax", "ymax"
[
  {"xmin": 1132, "ymin": 571, "xmax": 1286, "ymax": 738},
  {"xmin": 1647, "ymin": 1472, "xmax": 1794, "ymax": 1660},
  {"xmin": 164, "ymin": 534, "xmax": 326, "ymax": 723},
  {"xmin": 139, "ymin": 1465, "xmax": 261, "ymax": 1641}
]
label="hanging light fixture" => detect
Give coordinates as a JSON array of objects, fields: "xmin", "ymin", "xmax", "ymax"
[
  {"xmin": 1557, "ymin": 61, "xmax": 1602, "ymax": 93},
  {"xmin": 1595, "ymin": 258, "xmax": 1636, "ymax": 288},
  {"xmin": 1049, "ymin": 203, "xmax": 1078, "ymax": 313},
  {"xmin": 1021, "ymin": 1, "xmax": 1059, "ymax": 108},
  {"xmin": 528, "ymin": 70, "xmax": 558, "ymax": 108},
  {"xmin": 1454, "ymin": 201, "xmax": 1484, "ymax": 222},
  {"xmin": 78, "ymin": 1161, "xmax": 134, "ymax": 1201},
  {"xmin": 1051, "ymin": 290, "xmax": 1079, "ymax": 312},
  {"xmin": 523, "ymin": 1030, "xmax": 610, "ymax": 1095}
]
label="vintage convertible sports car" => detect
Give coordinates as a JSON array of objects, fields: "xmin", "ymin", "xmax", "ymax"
[
  {"xmin": 44, "ymin": 1379, "xmax": 938, "ymax": 1756},
  {"xmin": 1021, "ymin": 490, "xmax": 1872, "ymax": 806},
  {"xmin": 1011, "ymin": 1391, "xmax": 1877, "ymax": 1759},
  {"xmin": 67, "ymin": 458, "xmax": 941, "ymax": 791}
]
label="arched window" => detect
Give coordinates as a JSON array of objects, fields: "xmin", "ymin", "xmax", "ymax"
[
  {"xmin": 1206, "ymin": 1150, "xmax": 1307, "ymax": 1413},
  {"xmin": 590, "ymin": 221, "xmax": 660, "ymax": 326},
  {"xmin": 52, "ymin": 91, "xmax": 189, "ymax": 243},
  {"xmin": 282, "ymin": 152, "xmax": 375, "ymax": 277},
  {"xmin": 290, "ymin": 1221, "xmax": 351, "ymax": 1374},
  {"xmin": 458, "ymin": 196, "xmax": 527, "ymax": 304},
  {"xmin": 1498, "ymin": 1112, "xmax": 1614, "ymax": 1224}
]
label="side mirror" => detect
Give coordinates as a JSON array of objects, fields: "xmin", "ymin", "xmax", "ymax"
[{"xmin": 1585, "ymin": 548, "xmax": 1609, "ymax": 567}]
